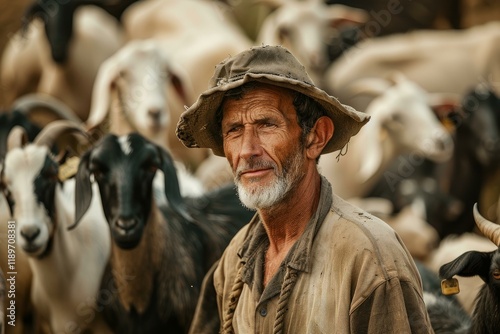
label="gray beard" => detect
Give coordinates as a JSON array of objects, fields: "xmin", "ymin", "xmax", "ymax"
[{"xmin": 235, "ymin": 146, "xmax": 305, "ymax": 210}]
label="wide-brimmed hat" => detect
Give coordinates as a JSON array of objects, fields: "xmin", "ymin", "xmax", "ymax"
[{"xmin": 176, "ymin": 45, "xmax": 370, "ymax": 157}]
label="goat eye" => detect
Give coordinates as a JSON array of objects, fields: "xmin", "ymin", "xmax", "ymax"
[
  {"xmin": 278, "ymin": 26, "xmax": 291, "ymax": 42},
  {"xmin": 43, "ymin": 165, "xmax": 58, "ymax": 179},
  {"xmin": 493, "ymin": 269, "xmax": 500, "ymax": 280},
  {"xmin": 145, "ymin": 164, "xmax": 158, "ymax": 174},
  {"xmin": 391, "ymin": 113, "xmax": 404, "ymax": 124},
  {"xmin": 90, "ymin": 166, "xmax": 105, "ymax": 181}
]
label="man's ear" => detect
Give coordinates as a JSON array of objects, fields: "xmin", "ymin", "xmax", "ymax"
[{"xmin": 306, "ymin": 116, "xmax": 334, "ymax": 159}]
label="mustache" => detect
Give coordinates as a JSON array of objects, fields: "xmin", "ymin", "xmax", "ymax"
[{"xmin": 235, "ymin": 158, "xmax": 277, "ymax": 179}]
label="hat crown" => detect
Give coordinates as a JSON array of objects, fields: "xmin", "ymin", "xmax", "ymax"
[{"xmin": 211, "ymin": 46, "xmax": 314, "ymax": 89}]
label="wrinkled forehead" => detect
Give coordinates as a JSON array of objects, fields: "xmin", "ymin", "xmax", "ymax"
[{"xmin": 221, "ymin": 83, "xmax": 297, "ymax": 121}]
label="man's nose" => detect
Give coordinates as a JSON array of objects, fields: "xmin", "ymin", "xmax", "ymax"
[{"xmin": 240, "ymin": 127, "xmax": 263, "ymax": 159}]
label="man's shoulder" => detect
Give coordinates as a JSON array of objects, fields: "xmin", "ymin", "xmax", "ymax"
[
  {"xmin": 324, "ymin": 194, "xmax": 414, "ymax": 264},
  {"xmin": 329, "ymin": 194, "xmax": 396, "ymax": 238}
]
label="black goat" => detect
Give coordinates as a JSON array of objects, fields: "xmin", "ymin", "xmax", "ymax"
[
  {"xmin": 436, "ymin": 204, "xmax": 500, "ymax": 333},
  {"xmin": 72, "ymin": 133, "xmax": 255, "ymax": 333},
  {"xmin": 22, "ymin": 0, "xmax": 139, "ymax": 63}
]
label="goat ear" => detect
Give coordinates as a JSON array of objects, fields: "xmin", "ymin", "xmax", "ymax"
[
  {"xmin": 439, "ymin": 250, "xmax": 494, "ymax": 284},
  {"xmin": 165, "ymin": 62, "xmax": 195, "ymax": 108},
  {"xmin": 7, "ymin": 126, "xmax": 29, "ymax": 151},
  {"xmin": 85, "ymin": 59, "xmax": 118, "ymax": 131},
  {"xmin": 158, "ymin": 147, "xmax": 192, "ymax": 221},
  {"xmin": 70, "ymin": 151, "xmax": 93, "ymax": 230}
]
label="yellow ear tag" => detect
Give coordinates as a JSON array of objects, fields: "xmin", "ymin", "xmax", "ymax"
[
  {"xmin": 441, "ymin": 278, "xmax": 460, "ymax": 295},
  {"xmin": 58, "ymin": 156, "xmax": 81, "ymax": 181}
]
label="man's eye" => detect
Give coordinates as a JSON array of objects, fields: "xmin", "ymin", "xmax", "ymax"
[
  {"xmin": 261, "ymin": 122, "xmax": 276, "ymax": 129},
  {"xmin": 226, "ymin": 126, "xmax": 241, "ymax": 134}
]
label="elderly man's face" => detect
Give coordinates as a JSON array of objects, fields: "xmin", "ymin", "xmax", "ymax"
[{"xmin": 221, "ymin": 84, "xmax": 307, "ymax": 209}]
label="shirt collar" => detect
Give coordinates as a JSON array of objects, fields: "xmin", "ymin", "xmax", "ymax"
[{"xmin": 237, "ymin": 176, "xmax": 333, "ymax": 274}]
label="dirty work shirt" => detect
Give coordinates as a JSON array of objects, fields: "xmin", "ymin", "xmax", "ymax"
[{"xmin": 189, "ymin": 176, "xmax": 434, "ymax": 334}]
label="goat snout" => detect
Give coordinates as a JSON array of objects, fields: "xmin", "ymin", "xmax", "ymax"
[
  {"xmin": 111, "ymin": 217, "xmax": 144, "ymax": 249},
  {"xmin": 426, "ymin": 134, "xmax": 454, "ymax": 163},
  {"xmin": 20, "ymin": 225, "xmax": 40, "ymax": 242},
  {"xmin": 148, "ymin": 108, "xmax": 162, "ymax": 121},
  {"xmin": 116, "ymin": 218, "xmax": 139, "ymax": 233},
  {"xmin": 18, "ymin": 223, "xmax": 49, "ymax": 256}
]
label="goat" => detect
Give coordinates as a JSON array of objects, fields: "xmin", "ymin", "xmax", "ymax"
[
  {"xmin": 85, "ymin": 39, "xmax": 204, "ymax": 196},
  {"xmin": 318, "ymin": 73, "xmax": 454, "ymax": 199},
  {"xmin": 86, "ymin": 39, "xmax": 192, "ymax": 157},
  {"xmin": 2, "ymin": 121, "xmax": 112, "ymax": 334},
  {"xmin": 365, "ymin": 83, "xmax": 500, "ymax": 240},
  {"xmin": 0, "ymin": 93, "xmax": 86, "ymax": 334},
  {"xmin": 255, "ymin": 0, "xmax": 368, "ymax": 86},
  {"xmin": 435, "ymin": 83, "xmax": 500, "ymax": 238},
  {"xmin": 434, "ymin": 204, "xmax": 500, "ymax": 333},
  {"xmin": 72, "ymin": 132, "xmax": 255, "ymax": 333},
  {"xmin": 0, "ymin": 5, "xmax": 124, "ymax": 119}
]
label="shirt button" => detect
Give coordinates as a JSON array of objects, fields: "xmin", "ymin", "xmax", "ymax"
[{"xmin": 259, "ymin": 307, "xmax": 267, "ymax": 317}]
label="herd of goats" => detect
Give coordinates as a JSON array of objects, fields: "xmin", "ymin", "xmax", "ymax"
[{"xmin": 0, "ymin": 0, "xmax": 500, "ymax": 333}]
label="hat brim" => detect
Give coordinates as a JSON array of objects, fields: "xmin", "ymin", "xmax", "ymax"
[{"xmin": 176, "ymin": 72, "xmax": 370, "ymax": 157}]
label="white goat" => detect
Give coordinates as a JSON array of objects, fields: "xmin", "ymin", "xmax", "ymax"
[
  {"xmin": 86, "ymin": 39, "xmax": 204, "ymax": 196},
  {"xmin": 2, "ymin": 123, "xmax": 112, "ymax": 334},
  {"xmin": 86, "ymin": 39, "xmax": 192, "ymax": 149},
  {"xmin": 255, "ymin": 0, "xmax": 368, "ymax": 86},
  {"xmin": 0, "ymin": 6, "xmax": 124, "ymax": 120},
  {"xmin": 324, "ymin": 21, "xmax": 500, "ymax": 112},
  {"xmin": 318, "ymin": 74, "xmax": 455, "ymax": 199}
]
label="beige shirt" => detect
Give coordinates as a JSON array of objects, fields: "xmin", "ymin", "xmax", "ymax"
[{"xmin": 190, "ymin": 177, "xmax": 434, "ymax": 334}]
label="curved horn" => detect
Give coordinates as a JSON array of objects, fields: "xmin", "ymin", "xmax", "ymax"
[
  {"xmin": 7, "ymin": 126, "xmax": 29, "ymax": 152},
  {"xmin": 11, "ymin": 93, "xmax": 82, "ymax": 124},
  {"xmin": 33, "ymin": 120, "xmax": 90, "ymax": 152},
  {"xmin": 473, "ymin": 203, "xmax": 500, "ymax": 246}
]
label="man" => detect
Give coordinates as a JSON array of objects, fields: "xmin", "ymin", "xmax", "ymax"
[{"xmin": 176, "ymin": 45, "xmax": 433, "ymax": 333}]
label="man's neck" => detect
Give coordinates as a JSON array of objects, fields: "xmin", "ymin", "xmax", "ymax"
[{"xmin": 259, "ymin": 171, "xmax": 322, "ymax": 253}]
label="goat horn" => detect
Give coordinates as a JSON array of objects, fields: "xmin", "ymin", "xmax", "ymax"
[
  {"xmin": 7, "ymin": 126, "xmax": 29, "ymax": 151},
  {"xmin": 33, "ymin": 120, "xmax": 90, "ymax": 152},
  {"xmin": 473, "ymin": 203, "xmax": 500, "ymax": 246},
  {"xmin": 11, "ymin": 93, "xmax": 82, "ymax": 124}
]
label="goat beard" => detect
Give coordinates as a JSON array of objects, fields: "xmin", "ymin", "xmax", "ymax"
[{"xmin": 235, "ymin": 144, "xmax": 306, "ymax": 210}]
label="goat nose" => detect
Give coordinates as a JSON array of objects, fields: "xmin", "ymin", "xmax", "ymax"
[
  {"xmin": 20, "ymin": 225, "xmax": 40, "ymax": 242},
  {"xmin": 116, "ymin": 219, "xmax": 137, "ymax": 231},
  {"xmin": 148, "ymin": 108, "xmax": 161, "ymax": 120}
]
